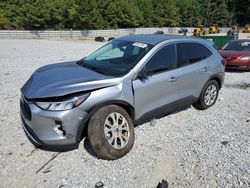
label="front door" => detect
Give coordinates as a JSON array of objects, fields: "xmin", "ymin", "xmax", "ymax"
[{"xmin": 132, "ymin": 44, "xmax": 184, "ymax": 121}]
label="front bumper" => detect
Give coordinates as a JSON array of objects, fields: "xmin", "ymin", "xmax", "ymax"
[{"xmin": 20, "ymin": 98, "xmax": 88, "ymax": 151}]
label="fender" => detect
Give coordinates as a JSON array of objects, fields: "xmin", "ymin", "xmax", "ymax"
[
  {"xmin": 196, "ymin": 73, "xmax": 223, "ymax": 101},
  {"xmin": 75, "ymin": 100, "xmax": 135, "ymax": 142},
  {"xmin": 209, "ymin": 73, "xmax": 223, "ymax": 89}
]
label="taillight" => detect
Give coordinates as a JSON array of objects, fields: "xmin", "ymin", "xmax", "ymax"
[{"xmin": 221, "ymin": 59, "xmax": 226, "ymax": 66}]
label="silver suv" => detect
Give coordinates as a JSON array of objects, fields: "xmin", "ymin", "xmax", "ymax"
[{"xmin": 20, "ymin": 35, "xmax": 225, "ymax": 160}]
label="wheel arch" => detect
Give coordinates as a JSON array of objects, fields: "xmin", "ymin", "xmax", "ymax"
[
  {"xmin": 76, "ymin": 100, "xmax": 135, "ymax": 142},
  {"xmin": 196, "ymin": 74, "xmax": 222, "ymax": 103},
  {"xmin": 209, "ymin": 75, "xmax": 222, "ymax": 89}
]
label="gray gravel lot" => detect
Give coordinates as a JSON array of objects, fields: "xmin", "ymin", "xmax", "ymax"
[{"xmin": 0, "ymin": 39, "xmax": 249, "ymax": 188}]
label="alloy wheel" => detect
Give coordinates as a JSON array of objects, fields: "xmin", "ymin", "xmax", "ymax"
[
  {"xmin": 204, "ymin": 84, "xmax": 217, "ymax": 106},
  {"xmin": 104, "ymin": 112, "xmax": 130, "ymax": 149}
]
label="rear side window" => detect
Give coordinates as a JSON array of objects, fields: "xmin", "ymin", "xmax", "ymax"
[
  {"xmin": 145, "ymin": 44, "xmax": 176, "ymax": 74},
  {"xmin": 177, "ymin": 43, "xmax": 212, "ymax": 67}
]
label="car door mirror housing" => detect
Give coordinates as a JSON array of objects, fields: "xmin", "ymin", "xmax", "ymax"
[{"xmin": 136, "ymin": 68, "xmax": 152, "ymax": 80}]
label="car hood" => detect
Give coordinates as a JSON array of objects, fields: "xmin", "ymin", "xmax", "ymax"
[
  {"xmin": 220, "ymin": 50, "xmax": 250, "ymax": 57},
  {"xmin": 21, "ymin": 61, "xmax": 121, "ymax": 99}
]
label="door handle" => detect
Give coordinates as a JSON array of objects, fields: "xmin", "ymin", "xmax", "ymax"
[
  {"xmin": 168, "ymin": 76, "xmax": 177, "ymax": 82},
  {"xmin": 202, "ymin": 67, "xmax": 208, "ymax": 72}
]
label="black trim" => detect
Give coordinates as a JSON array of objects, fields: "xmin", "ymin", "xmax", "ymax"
[
  {"xmin": 20, "ymin": 99, "xmax": 32, "ymax": 121},
  {"xmin": 21, "ymin": 116, "xmax": 78, "ymax": 151},
  {"xmin": 208, "ymin": 73, "xmax": 224, "ymax": 89},
  {"xmin": 135, "ymin": 96, "xmax": 197, "ymax": 125},
  {"xmin": 75, "ymin": 100, "xmax": 134, "ymax": 142}
]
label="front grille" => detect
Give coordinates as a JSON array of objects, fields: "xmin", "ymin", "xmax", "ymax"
[
  {"xmin": 226, "ymin": 65, "xmax": 239, "ymax": 68},
  {"xmin": 20, "ymin": 97, "xmax": 32, "ymax": 121}
]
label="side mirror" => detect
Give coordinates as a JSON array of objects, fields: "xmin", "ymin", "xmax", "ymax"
[{"xmin": 136, "ymin": 68, "xmax": 152, "ymax": 80}]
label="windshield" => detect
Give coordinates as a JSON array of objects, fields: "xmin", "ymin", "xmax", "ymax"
[
  {"xmin": 78, "ymin": 40, "xmax": 152, "ymax": 77},
  {"xmin": 223, "ymin": 41, "xmax": 250, "ymax": 51}
]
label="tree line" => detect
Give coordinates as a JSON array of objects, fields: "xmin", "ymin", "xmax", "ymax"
[{"xmin": 0, "ymin": 0, "xmax": 249, "ymax": 30}]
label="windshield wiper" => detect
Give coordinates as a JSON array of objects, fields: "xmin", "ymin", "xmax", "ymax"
[
  {"xmin": 76, "ymin": 58, "xmax": 109, "ymax": 75},
  {"xmin": 82, "ymin": 63, "xmax": 106, "ymax": 75},
  {"xmin": 76, "ymin": 58, "xmax": 84, "ymax": 65}
]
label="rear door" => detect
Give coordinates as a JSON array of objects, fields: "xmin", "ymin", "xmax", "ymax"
[{"xmin": 175, "ymin": 42, "xmax": 213, "ymax": 99}]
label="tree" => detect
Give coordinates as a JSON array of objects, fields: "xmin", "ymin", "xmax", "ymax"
[
  {"xmin": 0, "ymin": 0, "xmax": 248, "ymax": 30},
  {"xmin": 136, "ymin": 0, "xmax": 154, "ymax": 27},
  {"xmin": 177, "ymin": 0, "xmax": 205, "ymax": 27},
  {"xmin": 115, "ymin": 0, "xmax": 143, "ymax": 28},
  {"xmin": 213, "ymin": 0, "xmax": 229, "ymax": 26},
  {"xmin": 234, "ymin": 0, "xmax": 250, "ymax": 26},
  {"xmin": 0, "ymin": 10, "xmax": 10, "ymax": 29},
  {"xmin": 152, "ymin": 0, "xmax": 180, "ymax": 27}
]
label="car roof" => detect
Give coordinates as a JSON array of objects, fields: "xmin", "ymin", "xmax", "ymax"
[{"xmin": 118, "ymin": 34, "xmax": 188, "ymax": 45}]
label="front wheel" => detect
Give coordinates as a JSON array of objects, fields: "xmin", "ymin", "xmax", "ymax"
[
  {"xmin": 193, "ymin": 80, "xmax": 219, "ymax": 110},
  {"xmin": 87, "ymin": 105, "xmax": 135, "ymax": 160}
]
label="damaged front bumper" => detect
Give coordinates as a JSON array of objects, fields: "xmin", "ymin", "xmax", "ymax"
[{"xmin": 20, "ymin": 97, "xmax": 88, "ymax": 151}]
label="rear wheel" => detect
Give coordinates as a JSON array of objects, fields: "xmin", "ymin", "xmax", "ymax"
[
  {"xmin": 193, "ymin": 80, "xmax": 219, "ymax": 110},
  {"xmin": 87, "ymin": 105, "xmax": 134, "ymax": 160}
]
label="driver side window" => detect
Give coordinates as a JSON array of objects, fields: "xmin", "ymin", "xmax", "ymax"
[{"xmin": 145, "ymin": 44, "xmax": 177, "ymax": 74}]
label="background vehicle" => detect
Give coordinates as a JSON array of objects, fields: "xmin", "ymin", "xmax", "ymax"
[
  {"xmin": 193, "ymin": 25, "xmax": 207, "ymax": 36},
  {"xmin": 242, "ymin": 24, "xmax": 250, "ymax": 33},
  {"xmin": 220, "ymin": 39, "xmax": 250, "ymax": 70},
  {"xmin": 21, "ymin": 35, "xmax": 225, "ymax": 160},
  {"xmin": 209, "ymin": 24, "xmax": 220, "ymax": 34},
  {"xmin": 178, "ymin": 28, "xmax": 188, "ymax": 36},
  {"xmin": 95, "ymin": 36, "xmax": 105, "ymax": 42},
  {"xmin": 154, "ymin": 31, "xmax": 164, "ymax": 34}
]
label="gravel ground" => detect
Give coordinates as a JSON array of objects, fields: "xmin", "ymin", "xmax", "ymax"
[{"xmin": 0, "ymin": 39, "xmax": 249, "ymax": 188}]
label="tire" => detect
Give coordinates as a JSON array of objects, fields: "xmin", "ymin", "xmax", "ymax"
[
  {"xmin": 87, "ymin": 105, "xmax": 135, "ymax": 160},
  {"xmin": 193, "ymin": 80, "xmax": 219, "ymax": 110}
]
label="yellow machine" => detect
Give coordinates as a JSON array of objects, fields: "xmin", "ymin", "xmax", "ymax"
[
  {"xmin": 209, "ymin": 24, "xmax": 220, "ymax": 34},
  {"xmin": 193, "ymin": 25, "xmax": 207, "ymax": 36},
  {"xmin": 243, "ymin": 24, "xmax": 250, "ymax": 33}
]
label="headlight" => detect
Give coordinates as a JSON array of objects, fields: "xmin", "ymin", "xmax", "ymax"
[
  {"xmin": 240, "ymin": 56, "xmax": 250, "ymax": 61},
  {"xmin": 35, "ymin": 93, "xmax": 90, "ymax": 111}
]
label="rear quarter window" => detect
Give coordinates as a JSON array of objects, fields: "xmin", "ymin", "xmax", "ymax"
[{"xmin": 177, "ymin": 43, "xmax": 212, "ymax": 67}]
